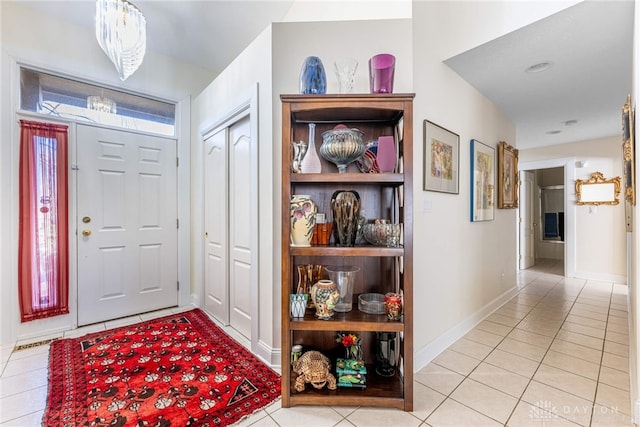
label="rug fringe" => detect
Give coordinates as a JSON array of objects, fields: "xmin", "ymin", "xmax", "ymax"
[{"xmin": 230, "ymin": 396, "xmax": 282, "ymax": 426}]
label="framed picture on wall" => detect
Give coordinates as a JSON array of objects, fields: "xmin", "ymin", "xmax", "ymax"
[
  {"xmin": 423, "ymin": 120, "xmax": 459, "ymax": 194},
  {"xmin": 470, "ymin": 139, "xmax": 495, "ymax": 222},
  {"xmin": 623, "ymin": 94, "xmax": 635, "ymax": 206},
  {"xmin": 498, "ymin": 141, "xmax": 519, "ymax": 209}
]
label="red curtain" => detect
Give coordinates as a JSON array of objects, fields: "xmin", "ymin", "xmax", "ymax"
[{"xmin": 18, "ymin": 120, "xmax": 69, "ymax": 322}]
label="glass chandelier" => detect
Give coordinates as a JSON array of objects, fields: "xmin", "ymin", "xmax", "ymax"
[
  {"xmin": 87, "ymin": 96, "xmax": 117, "ymax": 113},
  {"xmin": 95, "ymin": 0, "xmax": 146, "ymax": 81}
]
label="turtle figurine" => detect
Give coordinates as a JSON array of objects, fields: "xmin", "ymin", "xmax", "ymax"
[{"xmin": 293, "ymin": 350, "xmax": 337, "ymax": 392}]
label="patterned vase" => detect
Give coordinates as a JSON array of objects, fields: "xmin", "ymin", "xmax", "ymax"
[
  {"xmin": 310, "ymin": 279, "xmax": 340, "ymax": 320},
  {"xmin": 330, "ymin": 190, "xmax": 361, "ymax": 247},
  {"xmin": 299, "ymin": 56, "xmax": 327, "ymax": 94},
  {"xmin": 290, "ymin": 195, "xmax": 317, "ymax": 247}
]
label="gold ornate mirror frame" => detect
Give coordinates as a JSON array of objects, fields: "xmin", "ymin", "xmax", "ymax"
[
  {"xmin": 623, "ymin": 94, "xmax": 635, "ymax": 206},
  {"xmin": 575, "ymin": 172, "xmax": 621, "ymax": 206}
]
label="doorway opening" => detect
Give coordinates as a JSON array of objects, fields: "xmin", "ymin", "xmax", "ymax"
[{"xmin": 518, "ymin": 158, "xmax": 576, "ymax": 278}]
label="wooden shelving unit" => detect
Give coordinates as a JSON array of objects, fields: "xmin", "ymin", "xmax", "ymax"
[{"xmin": 280, "ymin": 93, "xmax": 414, "ymax": 411}]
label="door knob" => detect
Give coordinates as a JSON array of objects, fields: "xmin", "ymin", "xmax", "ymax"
[{"xmin": 82, "ymin": 229, "xmax": 92, "ymax": 236}]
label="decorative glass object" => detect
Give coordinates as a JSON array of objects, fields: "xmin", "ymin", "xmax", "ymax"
[
  {"xmin": 290, "ymin": 294, "xmax": 308, "ymax": 318},
  {"xmin": 299, "ymin": 123, "xmax": 322, "ymax": 173},
  {"xmin": 384, "ymin": 292, "xmax": 402, "ymax": 320},
  {"xmin": 334, "ymin": 58, "xmax": 358, "ymax": 94},
  {"xmin": 95, "ymin": 0, "xmax": 147, "ymax": 81},
  {"xmin": 320, "ymin": 128, "xmax": 366, "ymax": 173},
  {"xmin": 325, "ymin": 266, "xmax": 360, "ymax": 312},
  {"xmin": 375, "ymin": 332, "xmax": 398, "ymax": 377},
  {"xmin": 299, "ymin": 56, "xmax": 327, "ymax": 94},
  {"xmin": 376, "ymin": 135, "xmax": 397, "ymax": 173},
  {"xmin": 358, "ymin": 293, "xmax": 386, "ymax": 314},
  {"xmin": 330, "ymin": 190, "xmax": 361, "ymax": 247},
  {"xmin": 291, "ymin": 344, "xmax": 303, "ymax": 366},
  {"xmin": 361, "ymin": 220, "xmax": 391, "ymax": 246},
  {"xmin": 337, "ymin": 332, "xmax": 362, "ymax": 361},
  {"xmin": 87, "ymin": 96, "xmax": 117, "ymax": 113},
  {"xmin": 296, "ymin": 264, "xmax": 324, "ymax": 303},
  {"xmin": 369, "ymin": 53, "xmax": 395, "ymax": 94},
  {"xmin": 385, "ymin": 224, "xmax": 401, "ymax": 248}
]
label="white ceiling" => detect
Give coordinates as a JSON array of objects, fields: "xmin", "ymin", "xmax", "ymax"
[
  {"xmin": 444, "ymin": 0, "xmax": 634, "ymax": 150},
  {"xmin": 16, "ymin": 0, "xmax": 294, "ymax": 75},
  {"xmin": 15, "ymin": 1, "xmax": 635, "ymax": 150}
]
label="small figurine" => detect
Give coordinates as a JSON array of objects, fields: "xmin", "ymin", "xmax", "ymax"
[{"xmin": 293, "ymin": 350, "xmax": 337, "ymax": 392}]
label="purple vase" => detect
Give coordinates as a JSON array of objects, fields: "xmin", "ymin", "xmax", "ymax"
[{"xmin": 376, "ymin": 136, "xmax": 396, "ymax": 173}]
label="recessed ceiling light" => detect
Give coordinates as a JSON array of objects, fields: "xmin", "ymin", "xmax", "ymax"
[
  {"xmin": 525, "ymin": 61, "xmax": 553, "ymax": 73},
  {"xmin": 564, "ymin": 119, "xmax": 578, "ymax": 126},
  {"xmin": 546, "ymin": 130, "xmax": 561, "ymax": 135}
]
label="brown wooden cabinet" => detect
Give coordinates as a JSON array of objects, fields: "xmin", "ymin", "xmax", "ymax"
[{"xmin": 280, "ymin": 94, "xmax": 414, "ymax": 411}]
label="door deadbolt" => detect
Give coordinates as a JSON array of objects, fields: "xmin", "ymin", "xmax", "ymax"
[
  {"xmin": 82, "ymin": 216, "xmax": 91, "ymax": 223},
  {"xmin": 82, "ymin": 229, "xmax": 92, "ymax": 236}
]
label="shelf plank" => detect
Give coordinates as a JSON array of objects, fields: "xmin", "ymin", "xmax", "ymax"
[
  {"xmin": 290, "ymin": 246, "xmax": 403, "ymax": 257},
  {"xmin": 288, "ymin": 363, "xmax": 407, "ymax": 409},
  {"xmin": 290, "ymin": 173, "xmax": 404, "ymax": 184},
  {"xmin": 290, "ymin": 310, "xmax": 405, "ymax": 332},
  {"xmin": 289, "ymin": 394, "xmax": 406, "ymax": 410}
]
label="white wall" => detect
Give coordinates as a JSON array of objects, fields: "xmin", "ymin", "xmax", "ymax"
[
  {"xmin": 191, "ymin": 27, "xmax": 277, "ymax": 364},
  {"xmin": 410, "ymin": 0, "xmax": 581, "ymax": 370},
  {"xmin": 0, "ymin": 2, "xmax": 211, "ymax": 346},
  {"xmin": 521, "ymin": 136, "xmax": 626, "ymax": 282}
]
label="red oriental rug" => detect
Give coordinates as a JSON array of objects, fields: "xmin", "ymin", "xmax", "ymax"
[{"xmin": 43, "ymin": 309, "xmax": 280, "ymax": 426}]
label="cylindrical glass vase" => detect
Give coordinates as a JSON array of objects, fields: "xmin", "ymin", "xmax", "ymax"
[{"xmin": 325, "ymin": 265, "xmax": 360, "ymax": 312}]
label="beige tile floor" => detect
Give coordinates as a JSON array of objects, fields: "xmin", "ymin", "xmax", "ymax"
[{"xmin": 0, "ymin": 259, "xmax": 635, "ymax": 426}]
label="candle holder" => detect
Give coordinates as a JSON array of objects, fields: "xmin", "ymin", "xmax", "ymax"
[{"xmin": 384, "ymin": 292, "xmax": 402, "ymax": 321}]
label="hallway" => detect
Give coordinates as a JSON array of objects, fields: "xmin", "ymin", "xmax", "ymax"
[
  {"xmin": 0, "ymin": 261, "xmax": 633, "ymax": 426},
  {"xmin": 414, "ymin": 259, "xmax": 632, "ymax": 426}
]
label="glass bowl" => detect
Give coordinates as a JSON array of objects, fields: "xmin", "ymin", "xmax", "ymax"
[
  {"xmin": 319, "ymin": 128, "xmax": 366, "ymax": 173},
  {"xmin": 362, "ymin": 221, "xmax": 390, "ymax": 246}
]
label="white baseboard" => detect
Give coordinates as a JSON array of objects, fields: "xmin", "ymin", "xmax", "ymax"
[
  {"xmin": 255, "ymin": 339, "xmax": 281, "ymax": 369},
  {"xmin": 572, "ymin": 270, "xmax": 627, "ymax": 284},
  {"xmin": 414, "ymin": 285, "xmax": 519, "ymax": 372},
  {"xmin": 190, "ymin": 292, "xmax": 201, "ymax": 308},
  {"xmin": 16, "ymin": 325, "xmax": 70, "ymax": 344}
]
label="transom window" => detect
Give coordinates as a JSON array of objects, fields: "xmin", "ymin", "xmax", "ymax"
[{"xmin": 20, "ymin": 67, "xmax": 175, "ymax": 136}]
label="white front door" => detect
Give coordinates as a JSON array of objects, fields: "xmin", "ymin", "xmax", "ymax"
[
  {"xmin": 203, "ymin": 115, "xmax": 253, "ymax": 340},
  {"xmin": 519, "ymin": 170, "xmax": 536, "ymax": 269},
  {"xmin": 77, "ymin": 125, "xmax": 178, "ymax": 325}
]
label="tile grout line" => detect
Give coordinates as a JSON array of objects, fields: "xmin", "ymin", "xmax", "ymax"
[
  {"xmin": 503, "ymin": 275, "xmax": 587, "ymax": 426},
  {"xmin": 426, "ymin": 273, "xmax": 564, "ymax": 425},
  {"xmin": 588, "ymin": 282, "xmax": 626, "ymax": 427}
]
